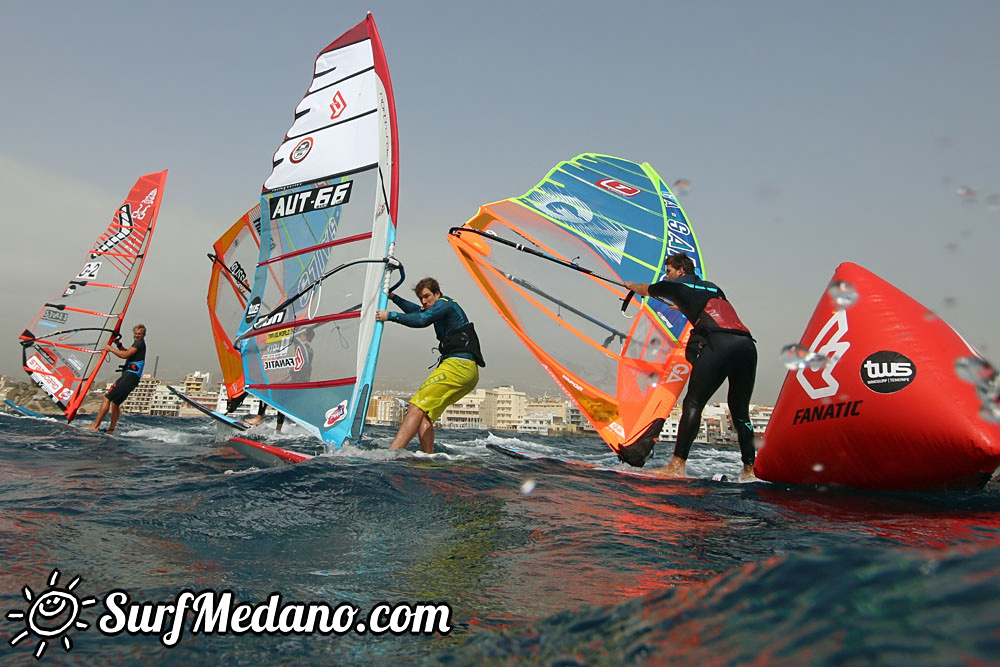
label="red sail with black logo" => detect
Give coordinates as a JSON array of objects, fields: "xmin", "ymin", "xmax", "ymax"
[
  {"xmin": 17, "ymin": 171, "xmax": 168, "ymax": 422},
  {"xmin": 755, "ymin": 262, "xmax": 1000, "ymax": 490}
]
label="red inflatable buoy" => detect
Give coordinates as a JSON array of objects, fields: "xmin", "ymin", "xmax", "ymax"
[{"xmin": 755, "ymin": 262, "xmax": 1000, "ymax": 490}]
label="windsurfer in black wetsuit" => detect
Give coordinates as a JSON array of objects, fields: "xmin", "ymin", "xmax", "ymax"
[
  {"xmin": 85, "ymin": 324, "xmax": 147, "ymax": 434},
  {"xmin": 626, "ymin": 253, "xmax": 758, "ymax": 480}
]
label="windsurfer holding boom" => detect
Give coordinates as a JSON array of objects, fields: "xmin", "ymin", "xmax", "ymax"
[
  {"xmin": 376, "ymin": 277, "xmax": 485, "ymax": 453},
  {"xmin": 85, "ymin": 324, "xmax": 147, "ymax": 434},
  {"xmin": 625, "ymin": 253, "xmax": 758, "ymax": 481}
]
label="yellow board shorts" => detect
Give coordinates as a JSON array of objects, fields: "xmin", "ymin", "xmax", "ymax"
[{"xmin": 410, "ymin": 357, "xmax": 479, "ymax": 422}]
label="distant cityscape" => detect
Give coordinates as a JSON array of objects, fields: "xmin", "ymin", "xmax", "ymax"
[{"xmin": 0, "ymin": 372, "xmax": 775, "ymax": 444}]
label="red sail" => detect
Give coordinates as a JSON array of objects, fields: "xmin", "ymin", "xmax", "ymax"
[{"xmin": 19, "ymin": 171, "xmax": 168, "ymax": 422}]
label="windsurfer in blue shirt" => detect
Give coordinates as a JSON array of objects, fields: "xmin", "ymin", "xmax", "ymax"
[
  {"xmin": 376, "ymin": 277, "xmax": 485, "ymax": 452},
  {"xmin": 85, "ymin": 324, "xmax": 147, "ymax": 434},
  {"xmin": 626, "ymin": 253, "xmax": 758, "ymax": 480}
]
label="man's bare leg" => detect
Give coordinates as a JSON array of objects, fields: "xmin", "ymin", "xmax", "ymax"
[
  {"xmin": 389, "ymin": 403, "xmax": 427, "ymax": 450},
  {"xmin": 107, "ymin": 404, "xmax": 122, "ymax": 434},
  {"xmin": 84, "ymin": 398, "xmax": 112, "ymax": 431},
  {"xmin": 417, "ymin": 416, "xmax": 435, "ymax": 453}
]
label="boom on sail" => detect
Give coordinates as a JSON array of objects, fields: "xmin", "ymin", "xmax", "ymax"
[{"xmin": 449, "ymin": 154, "xmax": 703, "ymax": 465}]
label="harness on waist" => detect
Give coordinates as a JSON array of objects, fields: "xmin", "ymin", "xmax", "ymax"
[
  {"xmin": 700, "ymin": 298, "xmax": 751, "ymax": 334},
  {"xmin": 687, "ymin": 298, "xmax": 754, "ymax": 363},
  {"xmin": 118, "ymin": 359, "xmax": 145, "ymax": 377},
  {"xmin": 437, "ymin": 322, "xmax": 486, "ymax": 368}
]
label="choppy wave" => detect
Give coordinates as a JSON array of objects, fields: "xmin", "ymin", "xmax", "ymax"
[{"xmin": 0, "ymin": 412, "xmax": 997, "ymax": 665}]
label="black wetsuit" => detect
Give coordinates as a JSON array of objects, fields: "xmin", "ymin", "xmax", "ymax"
[{"xmin": 649, "ymin": 274, "xmax": 757, "ymax": 466}]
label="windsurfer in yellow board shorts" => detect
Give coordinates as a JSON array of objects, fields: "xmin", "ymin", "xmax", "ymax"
[{"xmin": 376, "ymin": 278, "xmax": 485, "ymax": 453}]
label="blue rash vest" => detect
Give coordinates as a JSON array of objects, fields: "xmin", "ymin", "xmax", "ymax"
[{"xmin": 388, "ymin": 294, "xmax": 477, "ymax": 364}]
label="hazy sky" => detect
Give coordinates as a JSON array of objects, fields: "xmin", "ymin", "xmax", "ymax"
[{"xmin": 2, "ymin": 1, "xmax": 998, "ymax": 403}]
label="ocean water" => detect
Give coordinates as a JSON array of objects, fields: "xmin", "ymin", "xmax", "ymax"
[{"xmin": 1, "ymin": 411, "xmax": 998, "ymax": 665}]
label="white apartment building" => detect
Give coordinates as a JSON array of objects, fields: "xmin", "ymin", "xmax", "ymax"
[
  {"xmin": 517, "ymin": 411, "xmax": 555, "ymax": 435},
  {"xmin": 149, "ymin": 384, "xmax": 181, "ymax": 417},
  {"xmin": 481, "ymin": 386, "xmax": 527, "ymax": 430},
  {"xmin": 438, "ymin": 389, "xmax": 485, "ymax": 429},
  {"xmin": 121, "ymin": 375, "xmax": 160, "ymax": 415},
  {"xmin": 517, "ymin": 396, "xmax": 569, "ymax": 435},
  {"xmin": 749, "ymin": 404, "xmax": 774, "ymax": 437},
  {"xmin": 367, "ymin": 395, "xmax": 406, "ymax": 426}
]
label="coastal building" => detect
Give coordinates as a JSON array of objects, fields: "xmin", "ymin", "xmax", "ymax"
[
  {"xmin": 125, "ymin": 371, "xmax": 777, "ymax": 440},
  {"xmin": 121, "ymin": 375, "xmax": 160, "ymax": 415},
  {"xmin": 213, "ymin": 382, "xmax": 273, "ymax": 419},
  {"xmin": 367, "ymin": 395, "xmax": 406, "ymax": 426},
  {"xmin": 481, "ymin": 386, "xmax": 527, "ymax": 431},
  {"xmin": 749, "ymin": 404, "xmax": 774, "ymax": 437},
  {"xmin": 566, "ymin": 406, "xmax": 597, "ymax": 434},
  {"xmin": 438, "ymin": 389, "xmax": 486, "ymax": 429},
  {"xmin": 176, "ymin": 372, "xmax": 218, "ymax": 418},
  {"xmin": 149, "ymin": 384, "xmax": 181, "ymax": 417},
  {"xmin": 518, "ymin": 396, "xmax": 570, "ymax": 435}
]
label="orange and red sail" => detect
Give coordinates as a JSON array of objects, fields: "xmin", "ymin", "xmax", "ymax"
[
  {"xmin": 19, "ymin": 171, "xmax": 167, "ymax": 421},
  {"xmin": 206, "ymin": 205, "xmax": 261, "ymax": 404}
]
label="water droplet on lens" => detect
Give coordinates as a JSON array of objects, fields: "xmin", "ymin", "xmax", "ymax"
[
  {"xmin": 780, "ymin": 344, "xmax": 811, "ymax": 370},
  {"xmin": 956, "ymin": 186, "xmax": 978, "ymax": 201},
  {"xmin": 955, "ymin": 356, "xmax": 1000, "ymax": 402},
  {"xmin": 827, "ymin": 280, "xmax": 858, "ymax": 309},
  {"xmin": 673, "ymin": 179, "xmax": 691, "ymax": 196},
  {"xmin": 806, "ymin": 353, "xmax": 829, "ymax": 372},
  {"xmin": 955, "ymin": 356, "xmax": 996, "ymax": 385},
  {"xmin": 979, "ymin": 401, "xmax": 1000, "ymax": 423},
  {"xmin": 520, "ymin": 479, "xmax": 537, "ymax": 495}
]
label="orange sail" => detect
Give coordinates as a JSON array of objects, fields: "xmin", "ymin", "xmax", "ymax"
[
  {"xmin": 19, "ymin": 171, "xmax": 168, "ymax": 421},
  {"xmin": 206, "ymin": 205, "xmax": 261, "ymax": 404},
  {"xmin": 449, "ymin": 154, "xmax": 704, "ymax": 465}
]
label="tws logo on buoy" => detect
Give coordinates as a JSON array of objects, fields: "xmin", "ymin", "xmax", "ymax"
[{"xmin": 6, "ymin": 569, "xmax": 97, "ymax": 660}]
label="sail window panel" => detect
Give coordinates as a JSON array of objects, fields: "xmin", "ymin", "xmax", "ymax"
[{"xmin": 477, "ymin": 239, "xmax": 624, "ymax": 397}]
